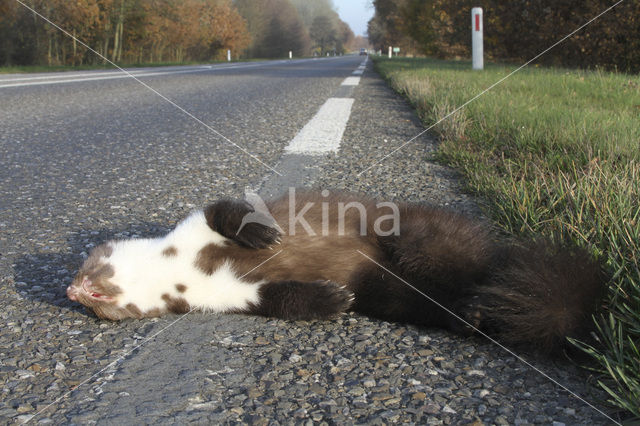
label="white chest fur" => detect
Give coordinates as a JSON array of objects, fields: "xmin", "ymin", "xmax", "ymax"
[{"xmin": 108, "ymin": 210, "xmax": 263, "ymax": 314}]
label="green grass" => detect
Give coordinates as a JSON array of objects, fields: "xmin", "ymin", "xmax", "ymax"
[{"xmin": 373, "ymin": 56, "xmax": 640, "ymax": 419}]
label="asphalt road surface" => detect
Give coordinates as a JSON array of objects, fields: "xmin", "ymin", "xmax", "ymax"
[{"xmin": 0, "ymin": 56, "xmax": 615, "ymax": 424}]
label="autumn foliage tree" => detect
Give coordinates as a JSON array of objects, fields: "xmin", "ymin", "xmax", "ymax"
[
  {"xmin": 291, "ymin": 0, "xmax": 352, "ymax": 55},
  {"xmin": 0, "ymin": 0, "xmax": 250, "ymax": 66},
  {"xmin": 235, "ymin": 0, "xmax": 310, "ymax": 58},
  {"xmin": 235, "ymin": 0, "xmax": 353, "ymax": 58},
  {"xmin": 0, "ymin": 0, "xmax": 357, "ymax": 65},
  {"xmin": 309, "ymin": 15, "xmax": 335, "ymax": 55},
  {"xmin": 368, "ymin": 0, "xmax": 640, "ymax": 73}
]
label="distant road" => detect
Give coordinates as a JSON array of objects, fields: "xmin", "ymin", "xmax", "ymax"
[{"xmin": 0, "ymin": 55, "xmax": 364, "ymax": 216}]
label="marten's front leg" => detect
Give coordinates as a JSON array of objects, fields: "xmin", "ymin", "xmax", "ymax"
[
  {"xmin": 204, "ymin": 199, "xmax": 281, "ymax": 249},
  {"xmin": 243, "ymin": 280, "xmax": 355, "ymax": 320}
]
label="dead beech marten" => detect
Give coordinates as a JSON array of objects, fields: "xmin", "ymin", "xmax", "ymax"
[{"xmin": 67, "ymin": 189, "xmax": 606, "ymax": 354}]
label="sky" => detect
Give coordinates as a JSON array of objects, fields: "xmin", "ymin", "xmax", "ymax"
[{"xmin": 333, "ymin": 0, "xmax": 375, "ymax": 37}]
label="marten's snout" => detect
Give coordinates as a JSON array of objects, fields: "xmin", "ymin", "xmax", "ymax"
[{"xmin": 66, "ymin": 284, "xmax": 79, "ymax": 301}]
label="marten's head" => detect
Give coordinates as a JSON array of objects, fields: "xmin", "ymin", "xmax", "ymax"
[
  {"xmin": 68, "ymin": 240, "xmax": 194, "ymax": 320},
  {"xmin": 67, "ymin": 243, "xmax": 143, "ymax": 320}
]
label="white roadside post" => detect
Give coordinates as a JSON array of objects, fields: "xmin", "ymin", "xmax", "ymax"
[
  {"xmin": 472, "ymin": 7, "xmax": 483, "ymax": 70},
  {"xmin": 289, "ymin": 51, "xmax": 292, "ymax": 59},
  {"xmin": 227, "ymin": 49, "xmax": 231, "ymax": 62},
  {"xmin": 388, "ymin": 46, "xmax": 392, "ymax": 59}
]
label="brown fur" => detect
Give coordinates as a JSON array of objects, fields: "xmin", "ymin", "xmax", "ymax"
[
  {"xmin": 81, "ymin": 244, "xmax": 113, "ymax": 271},
  {"xmin": 478, "ymin": 242, "xmax": 606, "ymax": 350},
  {"xmin": 70, "ymin": 262, "xmax": 119, "ymax": 302},
  {"xmin": 162, "ymin": 246, "xmax": 178, "ymax": 257},
  {"xmin": 196, "ymin": 191, "xmax": 385, "ymax": 286},
  {"xmin": 161, "ymin": 294, "xmax": 190, "ymax": 314},
  {"xmin": 92, "ymin": 303, "xmax": 148, "ymax": 321}
]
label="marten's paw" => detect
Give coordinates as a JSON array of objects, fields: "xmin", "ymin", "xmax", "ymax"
[
  {"xmin": 235, "ymin": 218, "xmax": 282, "ymax": 249},
  {"xmin": 205, "ymin": 199, "xmax": 282, "ymax": 249},
  {"xmin": 447, "ymin": 297, "xmax": 486, "ymax": 337},
  {"xmin": 305, "ymin": 280, "xmax": 355, "ymax": 319},
  {"xmin": 255, "ymin": 280, "xmax": 354, "ymax": 321}
]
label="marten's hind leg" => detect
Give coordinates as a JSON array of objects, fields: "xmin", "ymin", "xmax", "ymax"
[
  {"xmin": 349, "ymin": 259, "xmax": 486, "ymax": 335},
  {"xmin": 359, "ymin": 205, "xmax": 498, "ymax": 332},
  {"xmin": 377, "ymin": 204, "xmax": 495, "ymax": 283}
]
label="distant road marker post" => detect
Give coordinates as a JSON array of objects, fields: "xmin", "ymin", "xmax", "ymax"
[{"xmin": 472, "ymin": 7, "xmax": 484, "ymax": 70}]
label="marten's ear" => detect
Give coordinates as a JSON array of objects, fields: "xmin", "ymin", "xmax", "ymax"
[{"xmin": 82, "ymin": 277, "xmax": 115, "ymax": 302}]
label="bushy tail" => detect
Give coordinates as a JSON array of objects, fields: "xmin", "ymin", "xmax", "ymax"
[{"xmin": 478, "ymin": 241, "xmax": 606, "ymax": 355}]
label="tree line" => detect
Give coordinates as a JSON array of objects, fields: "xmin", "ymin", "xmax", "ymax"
[
  {"xmin": 368, "ymin": 0, "xmax": 640, "ymax": 73},
  {"xmin": 0, "ymin": 0, "xmax": 355, "ymax": 66},
  {"xmin": 234, "ymin": 0, "xmax": 354, "ymax": 59}
]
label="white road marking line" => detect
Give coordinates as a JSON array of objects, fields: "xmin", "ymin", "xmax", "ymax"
[
  {"xmin": 0, "ymin": 62, "xmax": 282, "ymax": 88},
  {"xmin": 0, "ymin": 68, "xmax": 213, "ymax": 88},
  {"xmin": 0, "ymin": 58, "xmax": 315, "ymax": 89},
  {"xmin": 0, "ymin": 69, "xmax": 156, "ymax": 82},
  {"xmin": 341, "ymin": 76, "xmax": 361, "ymax": 86},
  {"xmin": 283, "ymin": 61, "xmax": 364, "ymax": 156},
  {"xmin": 284, "ymin": 98, "xmax": 355, "ymax": 155}
]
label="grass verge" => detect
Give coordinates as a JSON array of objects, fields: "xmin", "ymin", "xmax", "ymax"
[{"xmin": 373, "ymin": 56, "xmax": 640, "ymax": 419}]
